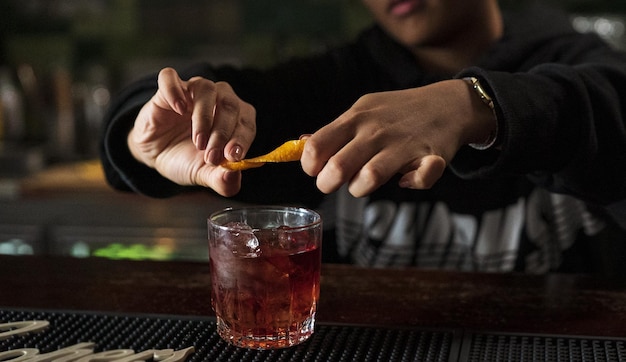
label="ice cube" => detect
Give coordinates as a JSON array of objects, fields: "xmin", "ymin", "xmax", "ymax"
[
  {"xmin": 224, "ymin": 221, "xmax": 253, "ymax": 232},
  {"xmin": 277, "ymin": 225, "xmax": 293, "ymax": 250},
  {"xmin": 223, "ymin": 221, "xmax": 261, "ymax": 258},
  {"xmin": 211, "ymin": 244, "xmax": 238, "ymax": 288},
  {"xmin": 246, "ymin": 234, "xmax": 260, "ymax": 250}
]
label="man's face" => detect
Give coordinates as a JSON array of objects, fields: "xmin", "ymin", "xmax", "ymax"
[{"xmin": 361, "ymin": 0, "xmax": 483, "ymax": 49}]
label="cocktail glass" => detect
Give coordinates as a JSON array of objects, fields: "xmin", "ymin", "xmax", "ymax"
[{"xmin": 208, "ymin": 206, "xmax": 322, "ymax": 349}]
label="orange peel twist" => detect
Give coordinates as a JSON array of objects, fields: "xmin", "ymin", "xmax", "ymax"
[{"xmin": 220, "ymin": 139, "xmax": 307, "ymax": 171}]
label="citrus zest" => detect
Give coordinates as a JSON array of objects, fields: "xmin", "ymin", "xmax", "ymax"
[{"xmin": 220, "ymin": 139, "xmax": 307, "ymax": 171}]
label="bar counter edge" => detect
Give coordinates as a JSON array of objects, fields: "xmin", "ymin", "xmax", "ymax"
[{"xmin": 2, "ymin": 255, "xmax": 626, "ymax": 338}]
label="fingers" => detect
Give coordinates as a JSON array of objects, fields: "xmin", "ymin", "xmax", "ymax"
[
  {"xmin": 224, "ymin": 103, "xmax": 256, "ymax": 161},
  {"xmin": 156, "ymin": 68, "xmax": 188, "ymax": 115},
  {"xmin": 186, "ymin": 78, "xmax": 256, "ymax": 165},
  {"xmin": 301, "ymin": 120, "xmax": 360, "ymax": 193},
  {"xmin": 146, "ymin": 68, "xmax": 257, "ymax": 195},
  {"xmin": 156, "ymin": 68, "xmax": 256, "ymax": 165},
  {"xmin": 313, "ymin": 140, "xmax": 385, "ymax": 196},
  {"xmin": 196, "ymin": 168, "xmax": 243, "ymax": 197},
  {"xmin": 398, "ymin": 155, "xmax": 446, "ymax": 190},
  {"xmin": 303, "ymin": 129, "xmax": 447, "ymax": 197},
  {"xmin": 302, "ymin": 127, "xmax": 400, "ymax": 197},
  {"xmin": 155, "ymin": 145, "xmax": 243, "ymax": 197},
  {"xmin": 347, "ymin": 150, "xmax": 408, "ymax": 197},
  {"xmin": 301, "ymin": 121, "xmax": 350, "ymax": 177}
]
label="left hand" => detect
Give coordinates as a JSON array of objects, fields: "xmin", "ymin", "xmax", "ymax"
[{"xmin": 300, "ymin": 79, "xmax": 496, "ymax": 197}]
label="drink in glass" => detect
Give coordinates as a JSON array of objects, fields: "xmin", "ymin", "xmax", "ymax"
[{"xmin": 208, "ymin": 206, "xmax": 322, "ymax": 349}]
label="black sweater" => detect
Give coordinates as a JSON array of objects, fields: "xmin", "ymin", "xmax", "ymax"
[{"xmin": 101, "ymin": 4, "xmax": 626, "ymax": 273}]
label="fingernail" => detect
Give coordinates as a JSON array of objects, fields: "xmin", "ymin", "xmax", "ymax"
[
  {"xmin": 229, "ymin": 145, "xmax": 243, "ymax": 161},
  {"xmin": 207, "ymin": 148, "xmax": 223, "ymax": 165},
  {"xmin": 399, "ymin": 179, "xmax": 412, "ymax": 189},
  {"xmin": 195, "ymin": 134, "xmax": 208, "ymax": 150},
  {"xmin": 175, "ymin": 100, "xmax": 187, "ymax": 115},
  {"xmin": 299, "ymin": 134, "xmax": 312, "ymax": 140}
]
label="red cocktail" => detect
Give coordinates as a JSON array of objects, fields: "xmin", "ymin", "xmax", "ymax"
[{"xmin": 208, "ymin": 207, "xmax": 322, "ymax": 349}]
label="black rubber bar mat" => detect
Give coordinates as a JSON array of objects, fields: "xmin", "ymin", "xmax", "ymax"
[{"xmin": 1, "ymin": 308, "xmax": 625, "ymax": 361}]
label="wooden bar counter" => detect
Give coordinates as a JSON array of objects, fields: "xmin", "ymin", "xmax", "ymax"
[{"xmin": 2, "ymin": 254, "xmax": 626, "ymax": 338}]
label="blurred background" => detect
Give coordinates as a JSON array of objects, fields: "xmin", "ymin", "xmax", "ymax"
[{"xmin": 0, "ymin": 0, "xmax": 624, "ymax": 261}]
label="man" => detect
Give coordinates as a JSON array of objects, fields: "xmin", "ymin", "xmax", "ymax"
[{"xmin": 101, "ymin": 0, "xmax": 626, "ymax": 273}]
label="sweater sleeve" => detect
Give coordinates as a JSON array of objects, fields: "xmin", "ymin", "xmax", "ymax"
[{"xmin": 451, "ymin": 35, "xmax": 626, "ymax": 205}]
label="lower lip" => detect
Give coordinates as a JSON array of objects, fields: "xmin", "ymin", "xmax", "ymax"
[{"xmin": 390, "ymin": 0, "xmax": 421, "ymax": 17}]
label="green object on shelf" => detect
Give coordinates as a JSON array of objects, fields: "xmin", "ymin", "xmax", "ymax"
[{"xmin": 92, "ymin": 242, "xmax": 173, "ymax": 261}]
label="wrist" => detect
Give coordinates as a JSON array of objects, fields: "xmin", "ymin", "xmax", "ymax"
[{"xmin": 463, "ymin": 77, "xmax": 498, "ymax": 150}]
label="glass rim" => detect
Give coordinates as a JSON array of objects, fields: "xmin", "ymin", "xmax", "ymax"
[{"xmin": 208, "ymin": 205, "xmax": 322, "ymax": 232}]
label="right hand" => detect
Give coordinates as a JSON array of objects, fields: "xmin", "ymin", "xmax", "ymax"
[
  {"xmin": 128, "ymin": 67, "xmax": 256, "ymax": 196},
  {"xmin": 301, "ymin": 79, "xmax": 496, "ymax": 197}
]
